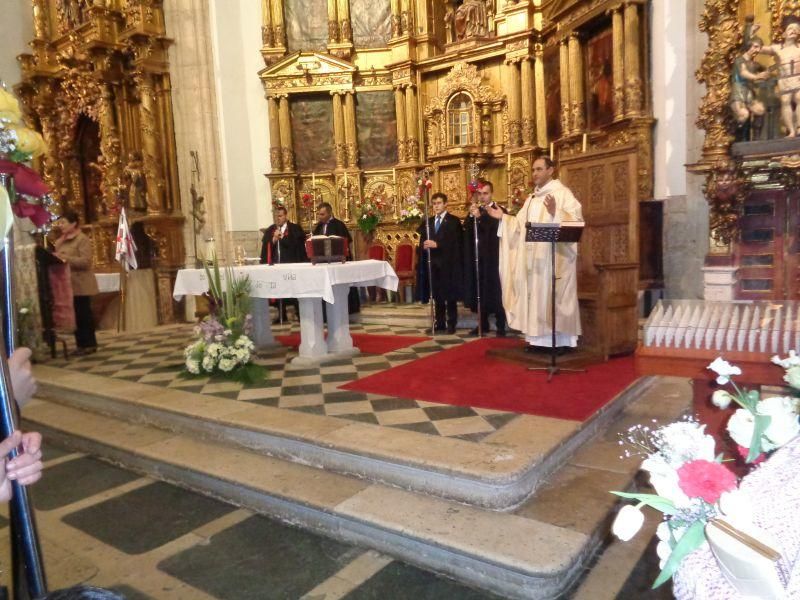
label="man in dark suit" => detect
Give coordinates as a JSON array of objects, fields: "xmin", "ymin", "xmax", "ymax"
[
  {"xmin": 418, "ymin": 192, "xmax": 463, "ymax": 334},
  {"xmin": 463, "ymin": 180, "xmax": 507, "ymax": 337},
  {"xmin": 313, "ymin": 202, "xmax": 360, "ymax": 313},
  {"xmin": 261, "ymin": 205, "xmax": 308, "ymax": 322}
]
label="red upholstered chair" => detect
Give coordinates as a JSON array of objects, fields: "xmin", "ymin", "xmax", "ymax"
[
  {"xmin": 367, "ymin": 241, "xmax": 388, "ymax": 302},
  {"xmin": 394, "ymin": 241, "xmax": 416, "ymax": 303}
]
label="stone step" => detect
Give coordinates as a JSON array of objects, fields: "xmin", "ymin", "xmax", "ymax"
[
  {"xmin": 23, "ymin": 376, "xmax": 692, "ymax": 600},
  {"xmin": 32, "ymin": 365, "xmax": 654, "ymax": 510},
  {"xmin": 24, "ymin": 399, "xmax": 590, "ymax": 600}
]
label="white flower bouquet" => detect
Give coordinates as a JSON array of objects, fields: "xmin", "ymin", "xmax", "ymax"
[{"xmin": 182, "ymin": 253, "xmax": 266, "ymax": 384}]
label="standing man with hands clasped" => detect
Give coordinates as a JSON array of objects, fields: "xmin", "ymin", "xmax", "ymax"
[
  {"xmin": 260, "ymin": 205, "xmax": 307, "ymax": 322},
  {"xmin": 418, "ymin": 192, "xmax": 463, "ymax": 335},
  {"xmin": 486, "ymin": 157, "xmax": 583, "ymax": 352}
]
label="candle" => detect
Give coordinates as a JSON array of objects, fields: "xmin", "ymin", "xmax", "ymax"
[
  {"xmin": 392, "ymin": 168, "xmax": 396, "ymax": 184},
  {"xmin": 507, "ymin": 152, "xmax": 511, "ymax": 172},
  {"xmin": 344, "ymin": 172, "xmax": 348, "ymax": 186},
  {"xmin": 582, "ymin": 133, "xmax": 587, "ymax": 153},
  {"xmin": 312, "ymin": 172, "xmax": 316, "ymax": 188},
  {"xmin": 549, "ymin": 142, "xmax": 554, "ymax": 160}
]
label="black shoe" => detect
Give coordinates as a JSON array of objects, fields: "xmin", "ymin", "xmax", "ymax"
[
  {"xmin": 496, "ymin": 329, "xmax": 507, "ymax": 338},
  {"xmin": 446, "ymin": 326, "xmax": 457, "ymax": 335},
  {"xmin": 71, "ymin": 346, "xmax": 97, "ymax": 357},
  {"xmin": 425, "ymin": 325, "xmax": 446, "ymax": 334},
  {"xmin": 467, "ymin": 327, "xmax": 480, "ymax": 337}
]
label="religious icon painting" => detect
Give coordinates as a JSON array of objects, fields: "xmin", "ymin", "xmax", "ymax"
[
  {"xmin": 289, "ymin": 95, "xmax": 336, "ymax": 173},
  {"xmin": 543, "ymin": 45, "xmax": 562, "ymax": 141},
  {"xmin": 587, "ymin": 28, "xmax": 615, "ymax": 130}
]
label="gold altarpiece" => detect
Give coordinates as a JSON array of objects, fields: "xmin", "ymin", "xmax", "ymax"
[
  {"xmin": 695, "ymin": 0, "xmax": 800, "ymax": 301},
  {"xmin": 262, "ymin": 0, "xmax": 652, "ymax": 357},
  {"xmin": 15, "ymin": 0, "xmax": 184, "ymax": 323}
]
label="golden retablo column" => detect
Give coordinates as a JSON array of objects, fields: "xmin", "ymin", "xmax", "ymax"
[
  {"xmin": 611, "ymin": 5, "xmax": 625, "ymax": 120},
  {"xmin": 624, "ymin": 2, "xmax": 642, "ymax": 116},
  {"xmin": 568, "ymin": 32, "xmax": 585, "ymax": 133}
]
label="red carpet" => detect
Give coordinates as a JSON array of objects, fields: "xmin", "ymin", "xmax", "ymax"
[
  {"xmin": 341, "ymin": 338, "xmax": 639, "ymax": 421},
  {"xmin": 277, "ymin": 333, "xmax": 430, "ymax": 355}
]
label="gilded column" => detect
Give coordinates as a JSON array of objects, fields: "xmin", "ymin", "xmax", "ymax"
[
  {"xmin": 332, "ymin": 92, "xmax": 346, "ymax": 169},
  {"xmin": 343, "ymin": 91, "xmax": 358, "ymax": 168},
  {"xmin": 534, "ymin": 45, "xmax": 548, "ymax": 147},
  {"xmin": 506, "ymin": 60, "xmax": 522, "ymax": 148},
  {"xmin": 394, "ymin": 87, "xmax": 407, "ymax": 163},
  {"xmin": 271, "ymin": 0, "xmax": 286, "ymax": 48},
  {"xmin": 520, "ymin": 57, "xmax": 535, "ymax": 147},
  {"xmin": 390, "ymin": 0, "xmax": 401, "ymax": 37},
  {"xmin": 261, "ymin": 0, "xmax": 274, "ymax": 47},
  {"xmin": 558, "ymin": 38, "xmax": 571, "ymax": 136},
  {"xmin": 32, "ymin": 0, "xmax": 50, "ymax": 40},
  {"xmin": 136, "ymin": 73, "xmax": 165, "ymax": 215},
  {"xmin": 624, "ymin": 2, "xmax": 642, "ymax": 116},
  {"xmin": 611, "ymin": 5, "xmax": 625, "ymax": 120},
  {"xmin": 567, "ymin": 32, "xmax": 585, "ymax": 133},
  {"xmin": 338, "ymin": 0, "xmax": 352, "ymax": 43},
  {"xmin": 328, "ymin": 0, "xmax": 339, "ymax": 43},
  {"xmin": 98, "ymin": 85, "xmax": 123, "ymax": 214},
  {"xmin": 267, "ymin": 96, "xmax": 283, "ymax": 171},
  {"xmin": 278, "ymin": 95, "xmax": 295, "ymax": 171},
  {"xmin": 405, "ymin": 85, "xmax": 419, "ymax": 162}
]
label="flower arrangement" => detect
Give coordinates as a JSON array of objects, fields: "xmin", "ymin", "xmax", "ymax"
[
  {"xmin": 398, "ymin": 195, "xmax": 423, "ymax": 224},
  {"xmin": 272, "ymin": 196, "xmax": 286, "ymax": 210},
  {"xmin": 508, "ymin": 185, "xmax": 529, "ymax": 215},
  {"xmin": 610, "ymin": 356, "xmax": 800, "ymax": 587},
  {"xmin": 182, "ymin": 254, "xmax": 266, "ymax": 384},
  {"xmin": 355, "ymin": 194, "xmax": 384, "ymax": 235}
]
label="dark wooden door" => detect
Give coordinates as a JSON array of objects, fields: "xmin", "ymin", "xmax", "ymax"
[{"xmin": 736, "ymin": 189, "xmax": 800, "ymax": 300}]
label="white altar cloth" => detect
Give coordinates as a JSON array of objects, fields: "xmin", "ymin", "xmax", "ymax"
[{"xmin": 173, "ymin": 260, "xmax": 399, "ymax": 365}]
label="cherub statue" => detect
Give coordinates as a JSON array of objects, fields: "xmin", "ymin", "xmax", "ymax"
[
  {"xmin": 753, "ymin": 18, "xmax": 800, "ymax": 137},
  {"xmin": 123, "ymin": 151, "xmax": 146, "ymax": 212}
]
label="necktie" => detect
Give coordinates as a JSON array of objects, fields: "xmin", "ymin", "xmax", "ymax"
[
  {"xmin": 435, "ymin": 216, "xmax": 441, "ymax": 234},
  {"xmin": 323, "ymin": 222, "xmax": 328, "ymax": 235}
]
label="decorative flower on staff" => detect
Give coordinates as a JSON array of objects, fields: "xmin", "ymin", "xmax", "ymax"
[
  {"xmin": 272, "ymin": 196, "xmax": 286, "ymax": 210},
  {"xmin": 0, "ymin": 85, "xmax": 57, "ymax": 233},
  {"xmin": 399, "ymin": 194, "xmax": 423, "ymax": 224}
]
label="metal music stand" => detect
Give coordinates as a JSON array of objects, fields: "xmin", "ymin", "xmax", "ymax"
[{"xmin": 525, "ymin": 222, "xmax": 585, "ymax": 382}]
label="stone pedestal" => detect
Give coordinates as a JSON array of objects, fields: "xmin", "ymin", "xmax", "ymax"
[{"xmin": 702, "ymin": 266, "xmax": 737, "ymax": 301}]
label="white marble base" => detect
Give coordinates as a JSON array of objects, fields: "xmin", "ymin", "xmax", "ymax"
[
  {"xmin": 250, "ymin": 297, "xmax": 277, "ymax": 349},
  {"xmin": 702, "ymin": 266, "xmax": 738, "ymax": 302},
  {"xmin": 292, "ymin": 285, "xmax": 359, "ymax": 365}
]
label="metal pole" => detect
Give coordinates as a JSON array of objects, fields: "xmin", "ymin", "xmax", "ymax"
[
  {"xmin": 421, "ymin": 171, "xmax": 435, "ymax": 334},
  {"xmin": 0, "ymin": 172, "xmax": 48, "ymax": 598},
  {"xmin": 277, "ymin": 228, "xmax": 283, "ymax": 325}
]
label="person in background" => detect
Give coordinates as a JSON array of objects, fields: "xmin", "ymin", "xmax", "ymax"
[
  {"xmin": 53, "ymin": 210, "xmax": 99, "ymax": 356},
  {"xmin": 418, "ymin": 192, "xmax": 463, "ymax": 335},
  {"xmin": 314, "ymin": 202, "xmax": 360, "ymax": 314},
  {"xmin": 260, "ymin": 206, "xmax": 307, "ymax": 322}
]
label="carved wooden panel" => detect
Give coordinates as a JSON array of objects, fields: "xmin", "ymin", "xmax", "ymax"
[{"xmin": 560, "ymin": 145, "xmax": 639, "ymax": 357}]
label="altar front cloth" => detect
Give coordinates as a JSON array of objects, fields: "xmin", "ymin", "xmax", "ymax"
[{"xmin": 172, "ymin": 260, "xmax": 398, "ymax": 304}]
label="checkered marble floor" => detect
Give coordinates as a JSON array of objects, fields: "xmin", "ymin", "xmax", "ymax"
[{"xmin": 45, "ymin": 323, "xmax": 520, "ymax": 442}]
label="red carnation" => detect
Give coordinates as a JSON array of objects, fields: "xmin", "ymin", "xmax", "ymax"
[
  {"xmin": 677, "ymin": 459, "xmax": 737, "ymax": 504},
  {"xmin": 736, "ymin": 445, "xmax": 766, "ymax": 465}
]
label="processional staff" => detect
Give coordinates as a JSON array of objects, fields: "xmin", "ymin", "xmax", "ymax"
[
  {"xmin": 419, "ymin": 169, "xmax": 435, "ymax": 335},
  {"xmin": 468, "ymin": 163, "xmax": 482, "ymax": 338},
  {"xmin": 0, "ymin": 171, "xmax": 48, "ymax": 598}
]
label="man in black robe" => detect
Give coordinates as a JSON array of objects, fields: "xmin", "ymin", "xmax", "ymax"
[
  {"xmin": 260, "ymin": 205, "xmax": 307, "ymax": 322},
  {"xmin": 463, "ymin": 180, "xmax": 507, "ymax": 337},
  {"xmin": 313, "ymin": 202, "xmax": 360, "ymax": 313},
  {"xmin": 417, "ymin": 192, "xmax": 463, "ymax": 334}
]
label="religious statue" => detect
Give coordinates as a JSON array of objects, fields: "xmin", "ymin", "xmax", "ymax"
[
  {"xmin": 445, "ymin": 6, "xmax": 455, "ymax": 43},
  {"xmin": 123, "ymin": 151, "xmax": 147, "ymax": 212},
  {"xmin": 753, "ymin": 18, "xmax": 800, "ymax": 137},
  {"xmin": 729, "ymin": 34, "xmax": 768, "ymax": 141},
  {"xmin": 454, "ymin": 0, "xmax": 490, "ymax": 41}
]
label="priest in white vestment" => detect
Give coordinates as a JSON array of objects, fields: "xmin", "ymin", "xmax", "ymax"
[{"xmin": 486, "ymin": 157, "xmax": 583, "ymax": 349}]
